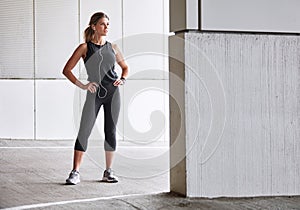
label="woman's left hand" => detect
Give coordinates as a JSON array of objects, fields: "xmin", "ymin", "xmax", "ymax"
[{"xmin": 113, "ymin": 79, "xmax": 124, "ymax": 86}]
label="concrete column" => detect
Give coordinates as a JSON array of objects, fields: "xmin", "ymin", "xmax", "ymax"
[
  {"xmin": 170, "ymin": 31, "xmax": 300, "ymax": 198},
  {"xmin": 169, "ymin": 1, "xmax": 300, "ymax": 198},
  {"xmin": 169, "ymin": 33, "xmax": 186, "ymax": 195},
  {"xmin": 169, "ymin": 0, "xmax": 200, "ymax": 196}
]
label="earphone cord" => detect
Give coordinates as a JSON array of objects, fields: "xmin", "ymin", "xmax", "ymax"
[{"xmin": 98, "ymin": 47, "xmax": 108, "ymax": 99}]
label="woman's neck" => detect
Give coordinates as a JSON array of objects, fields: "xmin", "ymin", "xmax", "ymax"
[{"xmin": 91, "ymin": 37, "xmax": 106, "ymax": 45}]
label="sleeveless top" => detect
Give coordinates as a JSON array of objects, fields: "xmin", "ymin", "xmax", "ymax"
[{"xmin": 84, "ymin": 41, "xmax": 118, "ymax": 84}]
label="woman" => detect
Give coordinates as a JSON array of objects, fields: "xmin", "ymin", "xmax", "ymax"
[{"xmin": 63, "ymin": 12, "xmax": 129, "ymax": 185}]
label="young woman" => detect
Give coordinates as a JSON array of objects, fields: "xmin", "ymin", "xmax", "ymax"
[{"xmin": 63, "ymin": 12, "xmax": 129, "ymax": 185}]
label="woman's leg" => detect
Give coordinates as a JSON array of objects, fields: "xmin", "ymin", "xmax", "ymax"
[
  {"xmin": 73, "ymin": 150, "xmax": 84, "ymax": 171},
  {"xmin": 73, "ymin": 91, "xmax": 101, "ymax": 170},
  {"xmin": 101, "ymin": 88, "xmax": 120, "ymax": 182},
  {"xmin": 105, "ymin": 151, "xmax": 114, "ymax": 169},
  {"xmin": 103, "ymin": 88, "xmax": 120, "ymax": 160},
  {"xmin": 66, "ymin": 91, "xmax": 103, "ymax": 185},
  {"xmin": 66, "ymin": 149, "xmax": 84, "ymax": 184}
]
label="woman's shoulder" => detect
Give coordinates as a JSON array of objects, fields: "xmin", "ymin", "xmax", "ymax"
[
  {"xmin": 76, "ymin": 43, "xmax": 88, "ymax": 53},
  {"xmin": 78, "ymin": 42, "xmax": 88, "ymax": 49},
  {"xmin": 110, "ymin": 42, "xmax": 121, "ymax": 52},
  {"xmin": 74, "ymin": 43, "xmax": 88, "ymax": 60},
  {"xmin": 110, "ymin": 42, "xmax": 118, "ymax": 48},
  {"xmin": 73, "ymin": 43, "xmax": 88, "ymax": 53}
]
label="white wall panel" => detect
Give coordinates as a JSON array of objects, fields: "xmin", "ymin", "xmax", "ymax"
[
  {"xmin": 201, "ymin": 0, "xmax": 300, "ymax": 33},
  {"xmin": 118, "ymin": 33, "xmax": 168, "ymax": 80},
  {"xmin": 35, "ymin": 0, "xmax": 79, "ymax": 78},
  {"xmin": 126, "ymin": 54, "xmax": 165, "ymax": 80},
  {"xmin": 35, "ymin": 80, "xmax": 77, "ymax": 139},
  {"xmin": 0, "ymin": 80, "xmax": 34, "ymax": 139},
  {"xmin": 0, "ymin": 0, "xmax": 34, "ymax": 78},
  {"xmin": 123, "ymin": 0, "xmax": 167, "ymax": 80},
  {"xmin": 123, "ymin": 0, "xmax": 164, "ymax": 36},
  {"xmin": 123, "ymin": 80, "xmax": 168, "ymax": 143},
  {"xmin": 163, "ymin": 0, "xmax": 170, "ymax": 35}
]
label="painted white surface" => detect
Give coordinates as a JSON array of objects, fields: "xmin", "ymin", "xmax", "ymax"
[
  {"xmin": 183, "ymin": 32, "xmax": 300, "ymax": 197},
  {"xmin": 201, "ymin": 0, "xmax": 300, "ymax": 33},
  {"xmin": 123, "ymin": 0, "xmax": 164, "ymax": 36},
  {"xmin": 186, "ymin": 0, "xmax": 199, "ymax": 29},
  {"xmin": 123, "ymin": 0, "xmax": 168, "ymax": 80},
  {"xmin": 0, "ymin": 0, "xmax": 34, "ymax": 78},
  {"xmin": 119, "ymin": 33, "xmax": 168, "ymax": 80},
  {"xmin": 35, "ymin": 0, "xmax": 79, "ymax": 78},
  {"xmin": 0, "ymin": 80, "xmax": 34, "ymax": 139},
  {"xmin": 35, "ymin": 80, "xmax": 77, "ymax": 139},
  {"xmin": 125, "ymin": 52, "xmax": 166, "ymax": 80},
  {"xmin": 123, "ymin": 80, "xmax": 169, "ymax": 143}
]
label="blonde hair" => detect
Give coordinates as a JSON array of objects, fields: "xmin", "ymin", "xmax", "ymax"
[{"xmin": 84, "ymin": 12, "xmax": 109, "ymax": 43}]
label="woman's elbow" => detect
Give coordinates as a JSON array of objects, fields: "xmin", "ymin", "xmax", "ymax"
[
  {"xmin": 123, "ymin": 65, "xmax": 129, "ymax": 73},
  {"xmin": 62, "ymin": 68, "xmax": 68, "ymax": 77}
]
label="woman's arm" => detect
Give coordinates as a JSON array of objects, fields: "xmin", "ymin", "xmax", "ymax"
[
  {"xmin": 62, "ymin": 43, "xmax": 98, "ymax": 93},
  {"xmin": 112, "ymin": 44, "xmax": 129, "ymax": 86}
]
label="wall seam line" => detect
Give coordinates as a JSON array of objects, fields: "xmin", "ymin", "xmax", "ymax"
[{"xmin": 33, "ymin": 0, "xmax": 37, "ymax": 141}]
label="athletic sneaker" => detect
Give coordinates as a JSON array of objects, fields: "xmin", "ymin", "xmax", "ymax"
[
  {"xmin": 102, "ymin": 168, "xmax": 118, "ymax": 183},
  {"xmin": 66, "ymin": 170, "xmax": 80, "ymax": 185}
]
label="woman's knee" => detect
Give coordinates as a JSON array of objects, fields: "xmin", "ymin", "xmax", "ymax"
[
  {"xmin": 74, "ymin": 138, "xmax": 88, "ymax": 152},
  {"xmin": 104, "ymin": 139, "xmax": 116, "ymax": 151}
]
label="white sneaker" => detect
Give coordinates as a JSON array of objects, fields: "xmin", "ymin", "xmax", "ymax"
[
  {"xmin": 102, "ymin": 168, "xmax": 118, "ymax": 183},
  {"xmin": 66, "ymin": 170, "xmax": 80, "ymax": 185}
]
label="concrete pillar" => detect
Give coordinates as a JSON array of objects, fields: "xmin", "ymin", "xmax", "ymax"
[
  {"xmin": 169, "ymin": 33, "xmax": 186, "ymax": 195},
  {"xmin": 169, "ymin": 0, "xmax": 300, "ymax": 198},
  {"xmin": 169, "ymin": 0, "xmax": 200, "ymax": 196}
]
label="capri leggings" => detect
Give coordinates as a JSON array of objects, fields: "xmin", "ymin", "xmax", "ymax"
[{"xmin": 75, "ymin": 84, "xmax": 120, "ymax": 152}]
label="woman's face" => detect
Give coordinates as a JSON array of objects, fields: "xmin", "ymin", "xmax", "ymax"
[{"xmin": 94, "ymin": 17, "xmax": 109, "ymax": 36}]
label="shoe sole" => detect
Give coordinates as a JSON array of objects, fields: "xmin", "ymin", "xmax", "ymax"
[
  {"xmin": 101, "ymin": 177, "xmax": 118, "ymax": 183},
  {"xmin": 66, "ymin": 180, "xmax": 80, "ymax": 185}
]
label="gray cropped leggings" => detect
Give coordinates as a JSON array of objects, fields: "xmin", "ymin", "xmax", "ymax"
[{"xmin": 75, "ymin": 85, "xmax": 120, "ymax": 152}]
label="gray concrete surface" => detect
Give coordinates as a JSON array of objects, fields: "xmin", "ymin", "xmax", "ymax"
[
  {"xmin": 1, "ymin": 140, "xmax": 300, "ymax": 209},
  {"xmin": 170, "ymin": 32, "xmax": 300, "ymax": 197}
]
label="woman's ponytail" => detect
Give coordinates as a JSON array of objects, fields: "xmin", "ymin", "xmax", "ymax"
[{"xmin": 84, "ymin": 26, "xmax": 94, "ymax": 43}]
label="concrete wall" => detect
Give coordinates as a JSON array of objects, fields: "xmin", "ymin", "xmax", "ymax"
[
  {"xmin": 169, "ymin": 0, "xmax": 300, "ymax": 198},
  {"xmin": 169, "ymin": 32, "xmax": 300, "ymax": 197},
  {"xmin": 0, "ymin": 0, "xmax": 169, "ymax": 143},
  {"xmin": 186, "ymin": 32, "xmax": 300, "ymax": 197}
]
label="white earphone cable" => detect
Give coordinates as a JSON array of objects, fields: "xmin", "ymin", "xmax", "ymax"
[{"xmin": 97, "ymin": 47, "xmax": 108, "ymax": 98}]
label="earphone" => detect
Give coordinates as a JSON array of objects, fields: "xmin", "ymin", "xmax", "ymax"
[{"xmin": 97, "ymin": 47, "xmax": 108, "ymax": 98}]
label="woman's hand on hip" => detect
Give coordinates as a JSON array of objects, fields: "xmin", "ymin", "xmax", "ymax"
[
  {"xmin": 83, "ymin": 82, "xmax": 99, "ymax": 93},
  {"xmin": 113, "ymin": 78, "xmax": 125, "ymax": 86}
]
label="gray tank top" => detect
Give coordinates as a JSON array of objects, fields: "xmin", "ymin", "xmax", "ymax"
[{"xmin": 84, "ymin": 41, "xmax": 118, "ymax": 84}]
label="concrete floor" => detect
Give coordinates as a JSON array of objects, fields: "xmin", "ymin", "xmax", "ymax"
[{"xmin": 1, "ymin": 140, "xmax": 300, "ymax": 210}]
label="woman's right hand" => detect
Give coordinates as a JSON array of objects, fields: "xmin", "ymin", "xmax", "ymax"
[{"xmin": 83, "ymin": 82, "xmax": 99, "ymax": 93}]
